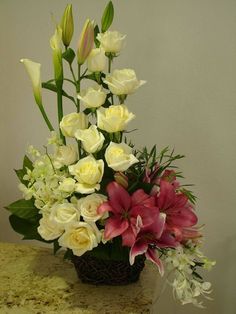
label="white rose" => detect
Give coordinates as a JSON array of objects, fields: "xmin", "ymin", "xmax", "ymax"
[
  {"xmin": 87, "ymin": 48, "xmax": 106, "ymax": 72},
  {"xmin": 77, "ymin": 193, "xmax": 108, "ymax": 222},
  {"xmin": 97, "ymin": 104, "xmax": 135, "ymax": 133},
  {"xmin": 58, "ymin": 222, "xmax": 101, "ymax": 256},
  {"xmin": 75, "ymin": 125, "xmax": 105, "ymax": 153},
  {"xmin": 69, "ymin": 156, "xmax": 104, "ymax": 194},
  {"xmin": 59, "ymin": 178, "xmax": 76, "ymax": 193},
  {"xmin": 38, "ymin": 215, "xmax": 64, "ymax": 241},
  {"xmin": 105, "ymin": 142, "xmax": 139, "ymax": 171},
  {"xmin": 77, "ymin": 85, "xmax": 106, "ymax": 109},
  {"xmin": 50, "ymin": 202, "xmax": 80, "ymax": 226},
  {"xmin": 54, "ymin": 145, "xmax": 78, "ymax": 169},
  {"xmin": 60, "ymin": 112, "xmax": 88, "ymax": 137},
  {"xmin": 103, "ymin": 69, "xmax": 146, "ymax": 95},
  {"xmin": 97, "ymin": 31, "xmax": 126, "ymax": 53}
]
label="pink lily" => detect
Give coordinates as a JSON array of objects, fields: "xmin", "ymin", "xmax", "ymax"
[
  {"xmin": 129, "ymin": 213, "xmax": 167, "ymax": 276},
  {"xmin": 98, "ymin": 181, "xmax": 159, "ymax": 247},
  {"xmin": 155, "ymin": 180, "xmax": 198, "ymax": 243}
]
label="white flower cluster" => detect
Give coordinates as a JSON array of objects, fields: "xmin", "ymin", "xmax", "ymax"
[{"xmin": 164, "ymin": 244, "xmax": 215, "ymax": 307}]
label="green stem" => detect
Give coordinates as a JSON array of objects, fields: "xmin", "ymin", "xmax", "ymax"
[
  {"xmin": 57, "ymin": 86, "xmax": 66, "ymax": 144},
  {"xmin": 38, "ymin": 103, "xmax": 54, "ymax": 131},
  {"xmin": 108, "ymin": 56, "xmax": 114, "ymax": 105},
  {"xmin": 77, "ymin": 64, "xmax": 81, "ymax": 157}
]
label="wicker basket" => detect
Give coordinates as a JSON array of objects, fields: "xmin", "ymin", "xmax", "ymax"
[{"xmin": 72, "ymin": 253, "xmax": 145, "ymax": 285}]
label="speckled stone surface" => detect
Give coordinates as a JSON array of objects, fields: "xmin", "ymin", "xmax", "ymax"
[{"xmin": 0, "ymin": 242, "xmax": 159, "ymax": 314}]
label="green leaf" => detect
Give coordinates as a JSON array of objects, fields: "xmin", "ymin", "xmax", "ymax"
[
  {"xmin": 14, "ymin": 168, "xmax": 26, "ymax": 183},
  {"xmin": 9, "ymin": 214, "xmax": 48, "ymax": 242},
  {"xmin": 64, "ymin": 249, "xmax": 73, "ymax": 260},
  {"xmin": 101, "ymin": 1, "xmax": 114, "ymax": 33},
  {"xmin": 23, "ymin": 155, "xmax": 33, "ymax": 170},
  {"xmin": 62, "ymin": 48, "xmax": 75, "ymax": 64},
  {"xmin": 5, "ymin": 199, "xmax": 38, "ymax": 220},
  {"xmin": 42, "ymin": 82, "xmax": 76, "ymax": 103},
  {"xmin": 94, "ymin": 24, "xmax": 100, "ymax": 47}
]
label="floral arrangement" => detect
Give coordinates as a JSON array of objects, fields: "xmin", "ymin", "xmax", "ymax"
[{"xmin": 6, "ymin": 2, "xmax": 214, "ymax": 307}]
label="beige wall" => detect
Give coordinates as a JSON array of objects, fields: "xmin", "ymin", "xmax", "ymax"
[{"xmin": 0, "ymin": 0, "xmax": 235, "ymax": 313}]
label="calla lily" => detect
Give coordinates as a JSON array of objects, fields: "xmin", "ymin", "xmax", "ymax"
[
  {"xmin": 61, "ymin": 4, "xmax": 74, "ymax": 47},
  {"xmin": 20, "ymin": 59, "xmax": 54, "ymax": 131},
  {"xmin": 20, "ymin": 59, "xmax": 42, "ymax": 106},
  {"xmin": 98, "ymin": 181, "xmax": 159, "ymax": 247},
  {"xmin": 77, "ymin": 19, "xmax": 94, "ymax": 65},
  {"xmin": 50, "ymin": 26, "xmax": 63, "ymax": 85}
]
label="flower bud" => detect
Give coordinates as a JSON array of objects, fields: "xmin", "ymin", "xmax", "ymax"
[
  {"xmin": 61, "ymin": 4, "xmax": 74, "ymax": 47},
  {"xmin": 20, "ymin": 59, "xmax": 42, "ymax": 107},
  {"xmin": 50, "ymin": 26, "xmax": 63, "ymax": 85},
  {"xmin": 114, "ymin": 172, "xmax": 129, "ymax": 189},
  {"xmin": 77, "ymin": 19, "xmax": 94, "ymax": 65}
]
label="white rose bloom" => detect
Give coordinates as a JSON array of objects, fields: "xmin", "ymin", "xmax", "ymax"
[
  {"xmin": 105, "ymin": 142, "xmax": 139, "ymax": 171},
  {"xmin": 54, "ymin": 145, "xmax": 78, "ymax": 169},
  {"xmin": 97, "ymin": 31, "xmax": 126, "ymax": 53},
  {"xmin": 38, "ymin": 215, "xmax": 64, "ymax": 241},
  {"xmin": 87, "ymin": 48, "xmax": 106, "ymax": 72},
  {"xmin": 50, "ymin": 202, "xmax": 80, "ymax": 226},
  {"xmin": 60, "ymin": 112, "xmax": 88, "ymax": 137},
  {"xmin": 77, "ymin": 193, "xmax": 108, "ymax": 222},
  {"xmin": 58, "ymin": 222, "xmax": 101, "ymax": 256},
  {"xmin": 59, "ymin": 177, "xmax": 76, "ymax": 193},
  {"xmin": 77, "ymin": 85, "xmax": 106, "ymax": 109},
  {"xmin": 69, "ymin": 156, "xmax": 104, "ymax": 194},
  {"xmin": 103, "ymin": 69, "xmax": 146, "ymax": 95},
  {"xmin": 75, "ymin": 125, "xmax": 105, "ymax": 154},
  {"xmin": 97, "ymin": 104, "xmax": 135, "ymax": 133}
]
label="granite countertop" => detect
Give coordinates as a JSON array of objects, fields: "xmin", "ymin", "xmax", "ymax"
[{"xmin": 0, "ymin": 242, "xmax": 160, "ymax": 314}]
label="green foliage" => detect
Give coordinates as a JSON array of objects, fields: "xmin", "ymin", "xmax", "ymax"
[
  {"xmin": 5, "ymin": 199, "xmax": 38, "ymax": 220},
  {"xmin": 62, "ymin": 48, "xmax": 75, "ymax": 64},
  {"xmin": 14, "ymin": 155, "xmax": 33, "ymax": 184},
  {"xmin": 94, "ymin": 24, "xmax": 100, "ymax": 47},
  {"xmin": 101, "ymin": 1, "xmax": 114, "ymax": 33},
  {"xmin": 42, "ymin": 82, "xmax": 76, "ymax": 104}
]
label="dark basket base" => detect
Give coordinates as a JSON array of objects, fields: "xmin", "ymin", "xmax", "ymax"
[{"xmin": 72, "ymin": 254, "xmax": 145, "ymax": 286}]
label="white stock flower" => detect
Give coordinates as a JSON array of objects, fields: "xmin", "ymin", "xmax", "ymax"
[
  {"xmin": 38, "ymin": 215, "xmax": 64, "ymax": 241},
  {"xmin": 87, "ymin": 48, "xmax": 106, "ymax": 72},
  {"xmin": 50, "ymin": 202, "xmax": 80, "ymax": 226},
  {"xmin": 58, "ymin": 222, "xmax": 101, "ymax": 256},
  {"xmin": 69, "ymin": 156, "xmax": 104, "ymax": 194},
  {"xmin": 77, "ymin": 193, "xmax": 107, "ymax": 222},
  {"xmin": 97, "ymin": 31, "xmax": 126, "ymax": 53},
  {"xmin": 97, "ymin": 104, "xmax": 135, "ymax": 133},
  {"xmin": 105, "ymin": 142, "xmax": 139, "ymax": 171},
  {"xmin": 59, "ymin": 177, "xmax": 76, "ymax": 194},
  {"xmin": 60, "ymin": 112, "xmax": 88, "ymax": 137},
  {"xmin": 77, "ymin": 85, "xmax": 106, "ymax": 109},
  {"xmin": 103, "ymin": 69, "xmax": 146, "ymax": 95},
  {"xmin": 75, "ymin": 125, "xmax": 105, "ymax": 153},
  {"xmin": 53, "ymin": 145, "xmax": 78, "ymax": 169}
]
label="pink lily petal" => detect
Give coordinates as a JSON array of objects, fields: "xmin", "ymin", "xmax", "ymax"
[
  {"xmin": 129, "ymin": 240, "xmax": 148, "ymax": 265},
  {"xmin": 104, "ymin": 216, "xmax": 129, "ymax": 240},
  {"xmin": 158, "ymin": 229, "xmax": 179, "ymax": 248},
  {"xmin": 141, "ymin": 212, "xmax": 166, "ymax": 239},
  {"xmin": 131, "ymin": 189, "xmax": 155, "ymax": 207},
  {"xmin": 97, "ymin": 201, "xmax": 113, "ymax": 215},
  {"xmin": 168, "ymin": 207, "xmax": 198, "ymax": 227},
  {"xmin": 122, "ymin": 226, "xmax": 137, "ymax": 247},
  {"xmin": 130, "ymin": 205, "xmax": 159, "ymax": 228},
  {"xmin": 107, "ymin": 182, "xmax": 131, "ymax": 214},
  {"xmin": 145, "ymin": 248, "xmax": 164, "ymax": 276},
  {"xmin": 157, "ymin": 181, "xmax": 176, "ymax": 210}
]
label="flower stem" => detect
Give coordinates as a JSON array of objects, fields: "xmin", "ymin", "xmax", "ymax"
[
  {"xmin": 38, "ymin": 103, "xmax": 54, "ymax": 131},
  {"xmin": 57, "ymin": 87, "xmax": 66, "ymax": 144},
  {"xmin": 108, "ymin": 56, "xmax": 114, "ymax": 105},
  {"xmin": 77, "ymin": 64, "xmax": 81, "ymax": 158}
]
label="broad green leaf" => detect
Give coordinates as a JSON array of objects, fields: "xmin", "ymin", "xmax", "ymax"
[
  {"xmin": 101, "ymin": 1, "xmax": 114, "ymax": 33},
  {"xmin": 53, "ymin": 240, "xmax": 61, "ymax": 255},
  {"xmin": 62, "ymin": 48, "xmax": 75, "ymax": 64},
  {"xmin": 5, "ymin": 199, "xmax": 38, "ymax": 220},
  {"xmin": 9, "ymin": 214, "xmax": 48, "ymax": 242},
  {"xmin": 14, "ymin": 168, "xmax": 26, "ymax": 183},
  {"xmin": 23, "ymin": 155, "xmax": 33, "ymax": 170}
]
